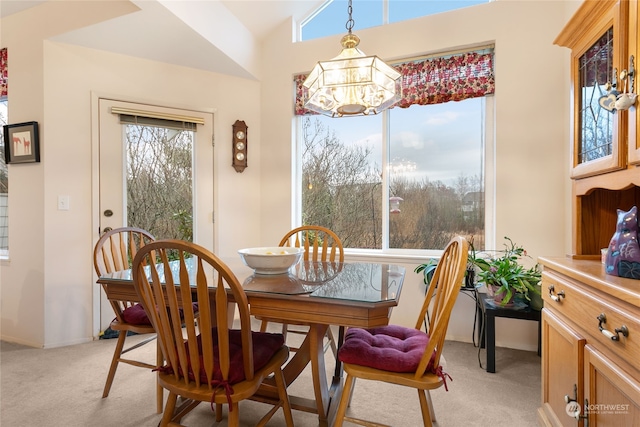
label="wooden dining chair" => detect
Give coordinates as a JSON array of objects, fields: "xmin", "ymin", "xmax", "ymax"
[
  {"xmin": 93, "ymin": 226, "xmax": 162, "ymax": 407},
  {"xmin": 259, "ymin": 225, "xmax": 344, "ymax": 355},
  {"xmin": 132, "ymin": 239, "xmax": 294, "ymax": 427},
  {"xmin": 334, "ymin": 235, "xmax": 469, "ymax": 427}
]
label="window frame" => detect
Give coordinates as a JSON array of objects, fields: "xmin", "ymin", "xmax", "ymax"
[
  {"xmin": 0, "ymin": 98, "xmax": 8, "ymax": 259},
  {"xmin": 293, "ymin": 94, "xmax": 495, "ymax": 257}
]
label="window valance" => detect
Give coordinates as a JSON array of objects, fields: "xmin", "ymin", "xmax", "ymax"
[
  {"xmin": 294, "ymin": 49, "xmax": 494, "ymax": 116},
  {"xmin": 1, "ymin": 48, "xmax": 7, "ymax": 99}
]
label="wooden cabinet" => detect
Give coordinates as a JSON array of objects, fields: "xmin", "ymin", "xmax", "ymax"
[
  {"xmin": 538, "ymin": 257, "xmax": 640, "ymax": 427},
  {"xmin": 542, "ymin": 2, "xmax": 640, "ymax": 425},
  {"xmin": 555, "ymin": 0, "xmax": 640, "ymax": 257}
]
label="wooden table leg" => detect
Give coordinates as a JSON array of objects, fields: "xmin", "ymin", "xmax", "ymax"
[
  {"xmin": 308, "ymin": 324, "xmax": 330, "ymax": 424},
  {"xmin": 253, "ymin": 323, "xmax": 333, "ymax": 425}
]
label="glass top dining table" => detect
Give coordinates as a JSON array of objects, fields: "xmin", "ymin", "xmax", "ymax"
[
  {"xmin": 97, "ymin": 259, "xmax": 405, "ymax": 426},
  {"xmin": 100, "ymin": 259, "xmax": 404, "ymax": 305}
]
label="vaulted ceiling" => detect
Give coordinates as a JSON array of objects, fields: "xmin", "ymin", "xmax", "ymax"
[{"xmin": 1, "ymin": 0, "xmax": 325, "ymax": 79}]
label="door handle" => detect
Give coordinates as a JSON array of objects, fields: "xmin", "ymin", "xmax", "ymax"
[{"xmin": 102, "ymin": 227, "xmax": 113, "ymax": 233}]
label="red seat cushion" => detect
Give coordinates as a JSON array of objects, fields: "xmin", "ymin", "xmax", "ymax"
[
  {"xmin": 338, "ymin": 325, "xmax": 434, "ymax": 373},
  {"xmin": 162, "ymin": 328, "xmax": 285, "ymax": 386},
  {"xmin": 121, "ymin": 303, "xmax": 152, "ymax": 325},
  {"xmin": 121, "ymin": 302, "xmax": 199, "ymax": 326}
]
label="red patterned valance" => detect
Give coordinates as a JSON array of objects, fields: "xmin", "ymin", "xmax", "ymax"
[
  {"xmin": 295, "ymin": 50, "xmax": 494, "ymax": 115},
  {"xmin": 1, "ymin": 48, "xmax": 7, "ymax": 98}
]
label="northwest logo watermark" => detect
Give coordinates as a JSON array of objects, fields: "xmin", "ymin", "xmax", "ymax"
[{"xmin": 566, "ymin": 402, "xmax": 630, "ymax": 417}]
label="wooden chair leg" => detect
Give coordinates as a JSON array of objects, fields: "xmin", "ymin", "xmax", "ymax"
[
  {"xmin": 102, "ymin": 330, "xmax": 127, "ymax": 398},
  {"xmin": 259, "ymin": 319, "xmax": 269, "ymax": 332},
  {"xmin": 216, "ymin": 403, "xmax": 223, "ymax": 422},
  {"xmin": 160, "ymin": 392, "xmax": 178, "ymax": 427},
  {"xmin": 425, "ymin": 390, "xmax": 436, "ymax": 422},
  {"xmin": 156, "ymin": 340, "xmax": 163, "ymax": 413},
  {"xmin": 228, "ymin": 402, "xmax": 240, "ymax": 426},
  {"xmin": 417, "ymin": 389, "xmax": 434, "ymax": 427},
  {"xmin": 327, "ymin": 326, "xmax": 338, "ymax": 359},
  {"xmin": 273, "ymin": 367, "xmax": 294, "ymax": 427},
  {"xmin": 334, "ymin": 373, "xmax": 356, "ymax": 427}
]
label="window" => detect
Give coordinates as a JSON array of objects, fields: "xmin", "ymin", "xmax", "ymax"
[
  {"xmin": 1, "ymin": 47, "xmax": 8, "ymax": 257},
  {"xmin": 118, "ymin": 114, "xmax": 195, "ymax": 242},
  {"xmin": 0, "ymin": 99, "xmax": 7, "ymax": 256},
  {"xmin": 301, "ymin": 0, "xmax": 489, "ymax": 41},
  {"xmin": 298, "ymin": 98, "xmax": 490, "ymax": 252},
  {"xmin": 296, "ymin": 50, "xmax": 494, "ymax": 252}
]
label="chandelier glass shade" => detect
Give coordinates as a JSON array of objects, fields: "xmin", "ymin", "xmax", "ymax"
[{"xmin": 302, "ymin": 4, "xmax": 401, "ymax": 117}]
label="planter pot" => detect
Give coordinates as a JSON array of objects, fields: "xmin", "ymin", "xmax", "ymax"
[
  {"xmin": 464, "ymin": 268, "xmax": 475, "ymax": 288},
  {"xmin": 488, "ymin": 284, "xmax": 515, "ymax": 307}
]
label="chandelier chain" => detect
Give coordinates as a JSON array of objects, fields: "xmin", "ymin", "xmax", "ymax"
[{"xmin": 345, "ymin": 0, "xmax": 355, "ymax": 33}]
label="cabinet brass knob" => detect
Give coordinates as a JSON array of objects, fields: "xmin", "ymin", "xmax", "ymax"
[
  {"xmin": 597, "ymin": 313, "xmax": 629, "ymax": 341},
  {"xmin": 548, "ymin": 284, "xmax": 565, "ymax": 302}
]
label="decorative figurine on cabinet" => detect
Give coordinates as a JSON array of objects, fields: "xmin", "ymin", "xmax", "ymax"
[{"xmin": 605, "ymin": 205, "xmax": 640, "ymax": 279}]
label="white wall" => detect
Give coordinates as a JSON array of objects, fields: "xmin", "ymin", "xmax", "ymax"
[
  {"xmin": 1, "ymin": 7, "xmax": 265, "ymax": 347},
  {"xmin": 1, "ymin": 0, "xmax": 580, "ymax": 351}
]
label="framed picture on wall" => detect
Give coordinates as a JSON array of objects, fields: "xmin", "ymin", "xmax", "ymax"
[{"xmin": 3, "ymin": 121, "xmax": 40, "ymax": 164}]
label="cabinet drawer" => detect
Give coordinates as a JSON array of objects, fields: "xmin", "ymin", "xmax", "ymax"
[{"xmin": 542, "ymin": 270, "xmax": 640, "ymax": 369}]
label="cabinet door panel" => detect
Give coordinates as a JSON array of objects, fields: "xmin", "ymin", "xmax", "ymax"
[
  {"xmin": 584, "ymin": 344, "xmax": 640, "ymax": 426},
  {"xmin": 540, "ymin": 309, "xmax": 586, "ymax": 427}
]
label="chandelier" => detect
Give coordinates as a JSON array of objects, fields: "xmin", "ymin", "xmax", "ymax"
[{"xmin": 302, "ymin": 0, "xmax": 402, "ymax": 117}]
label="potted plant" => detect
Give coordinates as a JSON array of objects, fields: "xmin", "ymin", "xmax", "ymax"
[
  {"xmin": 468, "ymin": 236, "xmax": 542, "ymax": 307},
  {"xmin": 414, "ymin": 254, "xmax": 477, "ymax": 289}
]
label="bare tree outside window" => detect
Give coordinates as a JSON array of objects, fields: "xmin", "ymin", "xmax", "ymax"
[
  {"xmin": 302, "ymin": 118, "xmax": 381, "ymax": 248},
  {"xmin": 125, "ymin": 124, "xmax": 193, "ymax": 242},
  {"xmin": 301, "ymin": 103, "xmax": 486, "ymax": 251}
]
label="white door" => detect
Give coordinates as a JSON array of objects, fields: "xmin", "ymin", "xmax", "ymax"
[{"xmin": 96, "ymin": 98, "xmax": 214, "ymax": 332}]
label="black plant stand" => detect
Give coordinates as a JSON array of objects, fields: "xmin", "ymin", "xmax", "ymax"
[{"xmin": 477, "ymin": 292, "xmax": 541, "ymax": 373}]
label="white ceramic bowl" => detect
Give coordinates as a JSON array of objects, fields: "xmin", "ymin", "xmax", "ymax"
[{"xmin": 238, "ymin": 246, "xmax": 304, "ymax": 275}]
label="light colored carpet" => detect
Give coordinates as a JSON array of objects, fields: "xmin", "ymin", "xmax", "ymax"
[{"xmin": 0, "ymin": 330, "xmax": 540, "ymax": 426}]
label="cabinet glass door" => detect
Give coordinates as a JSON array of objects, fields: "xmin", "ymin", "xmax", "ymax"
[
  {"xmin": 571, "ymin": 3, "xmax": 628, "ymax": 179},
  {"xmin": 578, "ymin": 28, "xmax": 614, "ymax": 166}
]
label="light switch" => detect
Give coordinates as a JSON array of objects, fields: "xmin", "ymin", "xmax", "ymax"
[{"xmin": 58, "ymin": 195, "xmax": 70, "ymax": 211}]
